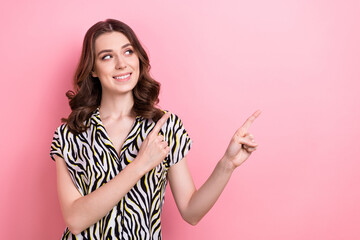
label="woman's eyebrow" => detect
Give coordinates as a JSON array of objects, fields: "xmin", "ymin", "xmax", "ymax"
[
  {"xmin": 97, "ymin": 43, "xmax": 132, "ymax": 57},
  {"xmin": 97, "ymin": 49, "xmax": 112, "ymax": 56},
  {"xmin": 121, "ymin": 43, "xmax": 132, "ymax": 49}
]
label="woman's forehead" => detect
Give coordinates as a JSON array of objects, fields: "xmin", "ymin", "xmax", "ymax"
[{"xmin": 95, "ymin": 32, "xmax": 131, "ymax": 52}]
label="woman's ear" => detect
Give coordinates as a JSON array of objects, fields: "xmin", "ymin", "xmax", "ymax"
[{"xmin": 91, "ymin": 70, "xmax": 98, "ymax": 78}]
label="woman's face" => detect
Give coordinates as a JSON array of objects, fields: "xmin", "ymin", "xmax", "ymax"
[{"xmin": 92, "ymin": 31, "xmax": 140, "ymax": 97}]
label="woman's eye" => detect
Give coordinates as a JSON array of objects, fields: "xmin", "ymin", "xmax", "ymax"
[
  {"xmin": 102, "ymin": 55, "xmax": 112, "ymax": 60},
  {"xmin": 125, "ymin": 49, "xmax": 134, "ymax": 55}
]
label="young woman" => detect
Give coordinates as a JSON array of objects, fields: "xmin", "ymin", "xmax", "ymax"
[{"xmin": 50, "ymin": 19, "xmax": 260, "ymax": 239}]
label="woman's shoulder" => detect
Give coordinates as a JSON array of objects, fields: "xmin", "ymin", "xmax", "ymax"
[
  {"xmin": 53, "ymin": 109, "xmax": 99, "ymax": 136},
  {"xmin": 51, "ymin": 123, "xmax": 71, "ymax": 139},
  {"xmin": 159, "ymin": 110, "xmax": 188, "ymax": 131},
  {"xmin": 164, "ymin": 110, "xmax": 180, "ymax": 120},
  {"xmin": 156, "ymin": 110, "xmax": 180, "ymax": 124}
]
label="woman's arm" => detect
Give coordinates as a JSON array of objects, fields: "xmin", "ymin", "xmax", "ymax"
[
  {"xmin": 56, "ymin": 154, "xmax": 145, "ymax": 234},
  {"xmin": 168, "ymin": 110, "xmax": 261, "ymax": 225},
  {"xmin": 55, "ymin": 112, "xmax": 171, "ymax": 235}
]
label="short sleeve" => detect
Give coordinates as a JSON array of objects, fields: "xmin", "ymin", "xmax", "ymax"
[
  {"xmin": 163, "ymin": 113, "xmax": 192, "ymax": 166},
  {"xmin": 50, "ymin": 126, "xmax": 63, "ymax": 161}
]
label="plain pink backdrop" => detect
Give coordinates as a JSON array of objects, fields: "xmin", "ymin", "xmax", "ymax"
[{"xmin": 0, "ymin": 0, "xmax": 359, "ymax": 239}]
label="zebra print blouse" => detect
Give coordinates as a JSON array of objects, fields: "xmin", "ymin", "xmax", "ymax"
[{"xmin": 50, "ymin": 109, "xmax": 192, "ymax": 240}]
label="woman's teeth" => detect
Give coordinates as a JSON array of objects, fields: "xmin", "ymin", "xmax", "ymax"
[{"xmin": 114, "ymin": 74, "xmax": 130, "ymax": 79}]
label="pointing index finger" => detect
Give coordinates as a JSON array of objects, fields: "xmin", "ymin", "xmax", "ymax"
[
  {"xmin": 151, "ymin": 112, "xmax": 171, "ymax": 136},
  {"xmin": 239, "ymin": 110, "xmax": 261, "ymax": 136}
]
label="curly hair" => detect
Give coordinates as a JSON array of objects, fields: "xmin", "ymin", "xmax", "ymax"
[{"xmin": 62, "ymin": 19, "xmax": 164, "ymax": 134}]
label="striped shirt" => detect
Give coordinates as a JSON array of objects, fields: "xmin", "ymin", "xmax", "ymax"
[{"xmin": 50, "ymin": 109, "xmax": 192, "ymax": 239}]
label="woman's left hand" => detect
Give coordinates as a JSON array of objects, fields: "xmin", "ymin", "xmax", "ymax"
[{"xmin": 223, "ymin": 110, "xmax": 261, "ymax": 170}]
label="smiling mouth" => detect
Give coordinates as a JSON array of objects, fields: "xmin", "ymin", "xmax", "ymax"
[{"xmin": 113, "ymin": 73, "xmax": 131, "ymax": 81}]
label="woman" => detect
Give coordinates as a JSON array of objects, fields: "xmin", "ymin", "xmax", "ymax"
[{"xmin": 51, "ymin": 19, "xmax": 260, "ymax": 239}]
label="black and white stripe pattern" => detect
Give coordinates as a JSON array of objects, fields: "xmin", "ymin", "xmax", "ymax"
[{"xmin": 50, "ymin": 109, "xmax": 192, "ymax": 239}]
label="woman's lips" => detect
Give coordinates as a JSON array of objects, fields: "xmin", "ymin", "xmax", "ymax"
[{"xmin": 113, "ymin": 73, "xmax": 131, "ymax": 82}]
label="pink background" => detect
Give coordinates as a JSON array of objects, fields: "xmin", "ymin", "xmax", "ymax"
[{"xmin": 1, "ymin": 0, "xmax": 359, "ymax": 239}]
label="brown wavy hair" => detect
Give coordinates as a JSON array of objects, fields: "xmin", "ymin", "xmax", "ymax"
[{"xmin": 62, "ymin": 19, "xmax": 164, "ymax": 134}]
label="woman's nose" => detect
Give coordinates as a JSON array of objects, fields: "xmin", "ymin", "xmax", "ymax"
[{"xmin": 115, "ymin": 56, "xmax": 126, "ymax": 69}]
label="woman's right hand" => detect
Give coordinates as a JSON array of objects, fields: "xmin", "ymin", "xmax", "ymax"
[{"xmin": 135, "ymin": 112, "xmax": 171, "ymax": 173}]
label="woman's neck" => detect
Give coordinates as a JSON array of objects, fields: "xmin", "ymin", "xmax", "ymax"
[{"xmin": 99, "ymin": 92, "xmax": 135, "ymax": 120}]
